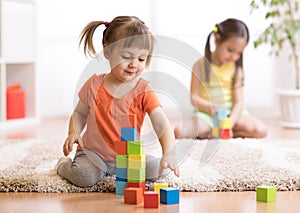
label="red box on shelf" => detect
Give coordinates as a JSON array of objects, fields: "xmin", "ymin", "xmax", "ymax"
[{"xmin": 6, "ymin": 83, "xmax": 26, "ymax": 120}]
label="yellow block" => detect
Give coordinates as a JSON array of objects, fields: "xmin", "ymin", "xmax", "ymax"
[
  {"xmin": 219, "ymin": 118, "xmax": 231, "ymax": 129},
  {"xmin": 154, "ymin": 182, "xmax": 168, "ymax": 200},
  {"xmin": 128, "ymin": 154, "xmax": 146, "ymax": 169}
]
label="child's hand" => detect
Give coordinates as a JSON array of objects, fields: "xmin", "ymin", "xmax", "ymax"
[
  {"xmin": 63, "ymin": 135, "xmax": 78, "ymax": 156},
  {"xmin": 158, "ymin": 154, "xmax": 180, "ymax": 177}
]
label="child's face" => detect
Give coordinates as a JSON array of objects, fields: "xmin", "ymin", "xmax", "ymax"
[
  {"xmin": 108, "ymin": 47, "xmax": 149, "ymax": 82},
  {"xmin": 215, "ymin": 36, "xmax": 247, "ymax": 65}
]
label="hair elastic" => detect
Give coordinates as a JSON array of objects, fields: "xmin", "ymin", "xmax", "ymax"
[
  {"xmin": 104, "ymin": 22, "xmax": 110, "ymax": 27},
  {"xmin": 213, "ymin": 25, "xmax": 218, "ymax": 33}
]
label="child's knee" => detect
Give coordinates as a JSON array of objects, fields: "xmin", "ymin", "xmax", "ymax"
[{"xmin": 254, "ymin": 124, "xmax": 268, "ymax": 138}]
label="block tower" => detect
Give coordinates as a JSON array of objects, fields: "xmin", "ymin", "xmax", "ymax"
[
  {"xmin": 115, "ymin": 114, "xmax": 146, "ymax": 204},
  {"xmin": 210, "ymin": 107, "xmax": 231, "ymax": 139}
]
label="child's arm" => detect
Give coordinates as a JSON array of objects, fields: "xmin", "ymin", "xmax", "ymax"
[
  {"xmin": 148, "ymin": 107, "xmax": 180, "ymax": 177},
  {"xmin": 63, "ymin": 101, "xmax": 89, "ymax": 156},
  {"xmin": 190, "ymin": 61, "xmax": 217, "ymax": 116},
  {"xmin": 230, "ymin": 67, "xmax": 244, "ymax": 127}
]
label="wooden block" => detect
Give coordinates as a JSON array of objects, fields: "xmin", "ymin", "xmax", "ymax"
[
  {"xmin": 154, "ymin": 182, "xmax": 168, "ymax": 200},
  {"xmin": 128, "ymin": 154, "xmax": 146, "ymax": 169},
  {"xmin": 128, "ymin": 168, "xmax": 145, "ymax": 182},
  {"xmin": 116, "ymin": 168, "xmax": 127, "ymax": 180},
  {"xmin": 114, "ymin": 140, "xmax": 127, "ymax": 154},
  {"xmin": 217, "ymin": 108, "xmax": 227, "ymax": 119},
  {"xmin": 116, "ymin": 155, "xmax": 128, "ymax": 168},
  {"xmin": 127, "ymin": 181, "xmax": 146, "ymax": 193},
  {"xmin": 211, "ymin": 126, "xmax": 219, "ymax": 137},
  {"xmin": 256, "ymin": 186, "xmax": 276, "ymax": 202},
  {"xmin": 144, "ymin": 191, "xmax": 159, "ymax": 208},
  {"xmin": 127, "ymin": 141, "xmax": 144, "ymax": 154},
  {"xmin": 219, "ymin": 118, "xmax": 231, "ymax": 129},
  {"xmin": 219, "ymin": 129, "xmax": 230, "ymax": 139},
  {"xmin": 160, "ymin": 188, "xmax": 180, "ymax": 204},
  {"xmin": 121, "ymin": 127, "xmax": 137, "ymax": 142},
  {"xmin": 124, "ymin": 187, "xmax": 143, "ymax": 204},
  {"xmin": 116, "ymin": 181, "xmax": 128, "ymax": 195}
]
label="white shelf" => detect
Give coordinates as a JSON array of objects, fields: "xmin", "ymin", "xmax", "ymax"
[{"xmin": 0, "ymin": 0, "xmax": 38, "ymax": 128}]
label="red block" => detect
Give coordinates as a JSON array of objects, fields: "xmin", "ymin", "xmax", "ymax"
[
  {"xmin": 127, "ymin": 182, "xmax": 146, "ymax": 193},
  {"xmin": 219, "ymin": 129, "xmax": 231, "ymax": 139},
  {"xmin": 124, "ymin": 187, "xmax": 143, "ymax": 204},
  {"xmin": 114, "ymin": 140, "xmax": 127, "ymax": 154},
  {"xmin": 144, "ymin": 191, "xmax": 159, "ymax": 208}
]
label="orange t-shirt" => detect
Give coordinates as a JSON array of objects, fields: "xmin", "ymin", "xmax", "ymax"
[{"xmin": 77, "ymin": 74, "xmax": 161, "ymax": 162}]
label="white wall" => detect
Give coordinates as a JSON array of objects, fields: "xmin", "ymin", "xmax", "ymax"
[{"xmin": 36, "ymin": 0, "xmax": 278, "ymax": 118}]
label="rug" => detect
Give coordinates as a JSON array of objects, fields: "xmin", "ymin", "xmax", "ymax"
[{"xmin": 0, "ymin": 138, "xmax": 299, "ymax": 192}]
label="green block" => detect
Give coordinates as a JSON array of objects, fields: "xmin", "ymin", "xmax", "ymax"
[
  {"xmin": 127, "ymin": 141, "xmax": 144, "ymax": 154},
  {"xmin": 128, "ymin": 168, "xmax": 145, "ymax": 182},
  {"xmin": 116, "ymin": 155, "xmax": 128, "ymax": 168},
  {"xmin": 256, "ymin": 186, "xmax": 276, "ymax": 202}
]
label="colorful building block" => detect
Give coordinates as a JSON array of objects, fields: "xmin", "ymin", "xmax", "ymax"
[
  {"xmin": 114, "ymin": 140, "xmax": 127, "ymax": 154},
  {"xmin": 256, "ymin": 186, "xmax": 276, "ymax": 202},
  {"xmin": 144, "ymin": 191, "xmax": 159, "ymax": 208},
  {"xmin": 121, "ymin": 127, "xmax": 137, "ymax": 141},
  {"xmin": 116, "ymin": 155, "xmax": 128, "ymax": 168},
  {"xmin": 127, "ymin": 182, "xmax": 146, "ymax": 193},
  {"xmin": 154, "ymin": 182, "xmax": 168, "ymax": 200},
  {"xmin": 128, "ymin": 168, "xmax": 145, "ymax": 182},
  {"xmin": 128, "ymin": 154, "xmax": 146, "ymax": 169},
  {"xmin": 127, "ymin": 141, "xmax": 144, "ymax": 154},
  {"xmin": 219, "ymin": 118, "xmax": 231, "ymax": 129},
  {"xmin": 219, "ymin": 129, "xmax": 231, "ymax": 139},
  {"xmin": 160, "ymin": 188, "xmax": 180, "ymax": 204},
  {"xmin": 116, "ymin": 168, "xmax": 127, "ymax": 180},
  {"xmin": 124, "ymin": 187, "xmax": 143, "ymax": 204},
  {"xmin": 116, "ymin": 181, "xmax": 128, "ymax": 195}
]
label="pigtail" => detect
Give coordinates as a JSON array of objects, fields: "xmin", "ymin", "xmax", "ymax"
[
  {"xmin": 79, "ymin": 21, "xmax": 105, "ymax": 57},
  {"xmin": 204, "ymin": 32, "xmax": 213, "ymax": 83}
]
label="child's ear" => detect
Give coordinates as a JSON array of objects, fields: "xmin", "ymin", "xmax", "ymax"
[{"xmin": 103, "ymin": 46, "xmax": 109, "ymax": 59}]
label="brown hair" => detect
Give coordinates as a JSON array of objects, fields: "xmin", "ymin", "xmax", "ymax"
[
  {"xmin": 204, "ymin": 18, "xmax": 249, "ymax": 83},
  {"xmin": 79, "ymin": 16, "xmax": 154, "ymax": 67}
]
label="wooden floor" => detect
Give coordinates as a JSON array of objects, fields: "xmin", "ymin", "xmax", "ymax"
[{"xmin": 0, "ymin": 115, "xmax": 300, "ymax": 213}]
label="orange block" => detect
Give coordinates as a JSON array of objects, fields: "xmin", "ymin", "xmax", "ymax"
[
  {"xmin": 114, "ymin": 141, "xmax": 127, "ymax": 154},
  {"xmin": 127, "ymin": 182, "xmax": 146, "ymax": 193},
  {"xmin": 144, "ymin": 191, "xmax": 159, "ymax": 208},
  {"xmin": 124, "ymin": 187, "xmax": 143, "ymax": 204}
]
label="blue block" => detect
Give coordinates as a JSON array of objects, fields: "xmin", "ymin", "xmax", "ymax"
[
  {"xmin": 116, "ymin": 168, "xmax": 127, "ymax": 180},
  {"xmin": 116, "ymin": 176, "xmax": 127, "ymax": 182},
  {"xmin": 121, "ymin": 128, "xmax": 137, "ymax": 141},
  {"xmin": 160, "ymin": 188, "xmax": 180, "ymax": 204},
  {"xmin": 116, "ymin": 181, "xmax": 128, "ymax": 195},
  {"xmin": 213, "ymin": 117, "xmax": 219, "ymax": 126},
  {"xmin": 217, "ymin": 108, "xmax": 227, "ymax": 119}
]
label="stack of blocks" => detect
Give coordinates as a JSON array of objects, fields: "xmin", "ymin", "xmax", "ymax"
[
  {"xmin": 115, "ymin": 114, "xmax": 180, "ymax": 208},
  {"xmin": 211, "ymin": 107, "xmax": 231, "ymax": 139},
  {"xmin": 256, "ymin": 185, "xmax": 276, "ymax": 202},
  {"xmin": 115, "ymin": 114, "xmax": 146, "ymax": 202}
]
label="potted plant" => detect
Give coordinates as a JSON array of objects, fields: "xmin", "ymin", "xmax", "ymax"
[{"xmin": 250, "ymin": 0, "xmax": 300, "ymax": 128}]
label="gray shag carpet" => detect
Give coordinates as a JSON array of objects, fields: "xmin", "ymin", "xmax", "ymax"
[{"xmin": 0, "ymin": 138, "xmax": 299, "ymax": 192}]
